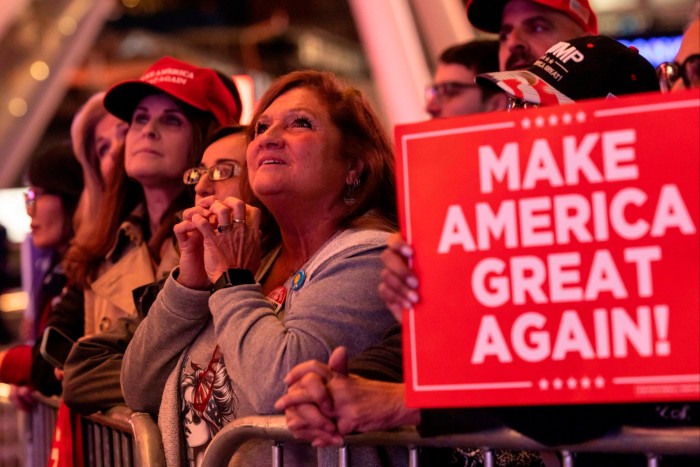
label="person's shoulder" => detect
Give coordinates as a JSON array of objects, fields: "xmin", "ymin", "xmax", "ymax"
[
  {"xmin": 324, "ymin": 228, "xmax": 392, "ymax": 257},
  {"xmin": 337, "ymin": 227, "xmax": 391, "ymax": 246},
  {"xmin": 306, "ymin": 228, "xmax": 392, "ymax": 274}
]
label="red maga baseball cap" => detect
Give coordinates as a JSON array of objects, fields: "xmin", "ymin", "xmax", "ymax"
[
  {"xmin": 466, "ymin": 0, "xmax": 598, "ymax": 35},
  {"xmin": 104, "ymin": 56, "xmax": 241, "ymax": 127}
]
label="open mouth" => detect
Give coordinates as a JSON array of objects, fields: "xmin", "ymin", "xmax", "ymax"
[{"xmin": 259, "ymin": 158, "xmax": 285, "ymax": 167}]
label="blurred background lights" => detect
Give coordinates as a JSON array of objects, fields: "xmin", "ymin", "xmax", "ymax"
[
  {"xmin": 8, "ymin": 98, "xmax": 27, "ymax": 117},
  {"xmin": 121, "ymin": 0, "xmax": 140, "ymax": 9},
  {"xmin": 30, "ymin": 61, "xmax": 50, "ymax": 81},
  {"xmin": 58, "ymin": 16, "xmax": 78, "ymax": 36}
]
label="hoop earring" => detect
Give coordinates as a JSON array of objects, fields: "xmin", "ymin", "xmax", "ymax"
[{"xmin": 344, "ymin": 178, "xmax": 361, "ymax": 205}]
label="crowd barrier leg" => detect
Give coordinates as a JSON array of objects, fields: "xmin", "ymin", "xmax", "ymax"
[{"xmin": 561, "ymin": 449, "xmax": 574, "ymax": 467}]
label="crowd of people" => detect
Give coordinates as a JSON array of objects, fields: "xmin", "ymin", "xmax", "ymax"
[{"xmin": 0, "ymin": 0, "xmax": 698, "ymax": 466}]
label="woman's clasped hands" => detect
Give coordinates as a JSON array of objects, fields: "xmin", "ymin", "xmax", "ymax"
[{"xmin": 174, "ymin": 195, "xmax": 262, "ymax": 289}]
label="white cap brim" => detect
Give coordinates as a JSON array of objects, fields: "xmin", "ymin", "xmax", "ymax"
[{"xmin": 476, "ymin": 70, "xmax": 575, "ymax": 106}]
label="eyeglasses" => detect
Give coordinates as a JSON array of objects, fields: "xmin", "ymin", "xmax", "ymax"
[
  {"xmin": 506, "ymin": 96, "xmax": 540, "ymax": 111},
  {"xmin": 23, "ymin": 187, "xmax": 46, "ymax": 213},
  {"xmin": 182, "ymin": 162, "xmax": 241, "ymax": 185},
  {"xmin": 425, "ymin": 81, "xmax": 480, "ymax": 103},
  {"xmin": 656, "ymin": 54, "xmax": 700, "ymax": 92}
]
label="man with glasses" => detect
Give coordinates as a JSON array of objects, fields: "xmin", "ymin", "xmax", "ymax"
[
  {"xmin": 425, "ymin": 40, "xmax": 506, "ymax": 118},
  {"xmin": 657, "ymin": 18, "xmax": 700, "ymax": 92}
]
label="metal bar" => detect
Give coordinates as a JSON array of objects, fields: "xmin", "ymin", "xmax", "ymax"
[
  {"xmin": 561, "ymin": 450, "xmax": 574, "ymax": 467},
  {"xmin": 408, "ymin": 446, "xmax": 420, "ymax": 467},
  {"xmin": 272, "ymin": 441, "xmax": 283, "ymax": 467},
  {"xmin": 85, "ymin": 419, "xmax": 95, "ymax": 467},
  {"xmin": 121, "ymin": 432, "xmax": 133, "ymax": 467},
  {"xmin": 338, "ymin": 444, "xmax": 350, "ymax": 467},
  {"xmin": 93, "ymin": 422, "xmax": 103, "ymax": 467},
  {"xmin": 483, "ymin": 448, "xmax": 494, "ymax": 467},
  {"xmin": 112, "ymin": 428, "xmax": 122, "ymax": 466},
  {"xmin": 101, "ymin": 424, "xmax": 111, "ymax": 466}
]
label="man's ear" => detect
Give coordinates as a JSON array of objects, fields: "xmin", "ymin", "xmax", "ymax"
[{"xmin": 483, "ymin": 92, "xmax": 509, "ymax": 113}]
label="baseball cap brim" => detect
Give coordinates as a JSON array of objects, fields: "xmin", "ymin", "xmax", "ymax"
[
  {"xmin": 467, "ymin": 0, "xmax": 508, "ymax": 33},
  {"xmin": 476, "ymin": 70, "xmax": 575, "ymax": 106},
  {"xmin": 103, "ymin": 81, "xmax": 169, "ymax": 123},
  {"xmin": 466, "ymin": 0, "xmax": 598, "ymax": 34}
]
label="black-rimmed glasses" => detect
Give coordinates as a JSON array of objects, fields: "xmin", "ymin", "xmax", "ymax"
[
  {"xmin": 182, "ymin": 162, "xmax": 242, "ymax": 185},
  {"xmin": 656, "ymin": 54, "xmax": 700, "ymax": 92},
  {"xmin": 425, "ymin": 81, "xmax": 480, "ymax": 103}
]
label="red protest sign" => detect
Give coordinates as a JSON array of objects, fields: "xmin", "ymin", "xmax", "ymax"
[{"xmin": 395, "ymin": 90, "xmax": 700, "ymax": 408}]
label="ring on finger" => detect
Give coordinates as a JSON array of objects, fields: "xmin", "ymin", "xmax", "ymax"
[
  {"xmin": 232, "ymin": 218, "xmax": 245, "ymax": 224},
  {"xmin": 217, "ymin": 223, "xmax": 233, "ymax": 233}
]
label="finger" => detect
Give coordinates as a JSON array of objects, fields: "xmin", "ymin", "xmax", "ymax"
[
  {"xmin": 379, "ymin": 268, "xmax": 418, "ymax": 306},
  {"xmin": 285, "ymin": 404, "xmax": 336, "ymax": 433},
  {"xmin": 311, "ymin": 433, "xmax": 344, "ymax": 448},
  {"xmin": 380, "ymin": 248, "xmax": 418, "ymax": 289},
  {"xmin": 246, "ymin": 205, "xmax": 262, "ymax": 230},
  {"xmin": 195, "ymin": 195, "xmax": 216, "ymax": 209},
  {"xmin": 386, "ymin": 233, "xmax": 413, "ymax": 258},
  {"xmin": 191, "ymin": 213, "xmax": 218, "ymax": 240},
  {"xmin": 284, "ymin": 360, "xmax": 333, "ymax": 386},
  {"xmin": 208, "ymin": 200, "xmax": 232, "ymax": 230},
  {"xmin": 182, "ymin": 205, "xmax": 209, "ymax": 222},
  {"xmin": 277, "ymin": 373, "xmax": 333, "ymax": 414},
  {"xmin": 275, "ymin": 387, "xmax": 317, "ymax": 411},
  {"xmin": 219, "ymin": 197, "xmax": 247, "ymax": 225},
  {"xmin": 328, "ymin": 347, "xmax": 348, "ymax": 375}
]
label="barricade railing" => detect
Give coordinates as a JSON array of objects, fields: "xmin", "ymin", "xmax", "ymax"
[
  {"xmin": 9, "ymin": 392, "xmax": 165, "ymax": 467},
  {"xmin": 201, "ymin": 414, "xmax": 700, "ymax": 467},
  {"xmin": 8, "ymin": 392, "xmax": 699, "ymax": 467}
]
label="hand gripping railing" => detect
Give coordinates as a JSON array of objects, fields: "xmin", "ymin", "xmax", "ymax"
[{"xmin": 201, "ymin": 414, "xmax": 700, "ymax": 467}]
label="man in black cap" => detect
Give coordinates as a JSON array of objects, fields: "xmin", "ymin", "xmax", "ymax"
[{"xmin": 476, "ymin": 35, "xmax": 660, "ymax": 108}]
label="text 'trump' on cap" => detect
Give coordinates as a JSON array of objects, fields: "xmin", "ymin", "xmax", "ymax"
[{"xmin": 475, "ymin": 35, "xmax": 660, "ymax": 106}]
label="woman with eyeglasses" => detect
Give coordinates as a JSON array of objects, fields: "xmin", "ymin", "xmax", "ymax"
[
  {"xmin": 0, "ymin": 141, "xmax": 84, "ymax": 408},
  {"xmin": 55, "ymin": 57, "xmax": 242, "ymax": 417}
]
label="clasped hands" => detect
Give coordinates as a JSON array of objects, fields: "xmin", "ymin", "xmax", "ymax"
[
  {"xmin": 274, "ymin": 347, "xmax": 414, "ymax": 447},
  {"xmin": 174, "ymin": 195, "xmax": 262, "ymax": 290}
]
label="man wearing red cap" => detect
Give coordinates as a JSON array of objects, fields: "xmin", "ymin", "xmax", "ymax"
[{"xmin": 465, "ymin": 0, "xmax": 598, "ymax": 71}]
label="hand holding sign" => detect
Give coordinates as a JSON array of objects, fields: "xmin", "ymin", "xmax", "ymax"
[{"xmin": 395, "ymin": 90, "xmax": 700, "ymax": 408}]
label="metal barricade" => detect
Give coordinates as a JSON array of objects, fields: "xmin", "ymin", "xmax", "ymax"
[
  {"xmin": 201, "ymin": 414, "xmax": 700, "ymax": 467},
  {"xmin": 0, "ymin": 384, "xmax": 25, "ymax": 467},
  {"xmin": 30, "ymin": 394, "xmax": 59, "ymax": 467},
  {"xmin": 8, "ymin": 392, "xmax": 166, "ymax": 467}
]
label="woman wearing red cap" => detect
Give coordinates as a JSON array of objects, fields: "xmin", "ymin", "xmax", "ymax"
[{"xmin": 57, "ymin": 57, "xmax": 241, "ymax": 415}]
